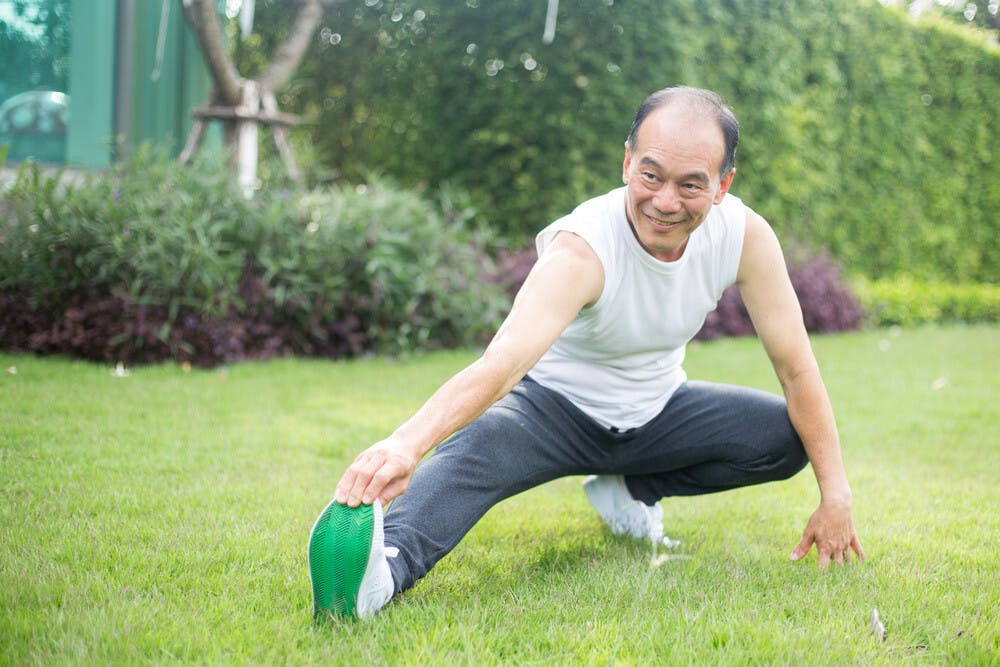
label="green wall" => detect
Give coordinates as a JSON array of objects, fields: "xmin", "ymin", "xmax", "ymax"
[
  {"xmin": 65, "ymin": 0, "xmax": 116, "ymax": 167},
  {"xmin": 35, "ymin": 0, "xmax": 210, "ymax": 168}
]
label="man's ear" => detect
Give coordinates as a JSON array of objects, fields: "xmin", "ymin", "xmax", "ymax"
[
  {"xmin": 714, "ymin": 169, "xmax": 735, "ymax": 204},
  {"xmin": 622, "ymin": 144, "xmax": 632, "ymax": 184}
]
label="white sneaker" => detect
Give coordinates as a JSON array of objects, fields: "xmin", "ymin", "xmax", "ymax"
[
  {"xmin": 309, "ymin": 498, "xmax": 395, "ymax": 621},
  {"xmin": 583, "ymin": 475, "xmax": 680, "ymax": 548},
  {"xmin": 356, "ymin": 499, "xmax": 395, "ymax": 620}
]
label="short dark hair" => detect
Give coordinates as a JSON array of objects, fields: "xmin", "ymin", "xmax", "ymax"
[{"xmin": 626, "ymin": 86, "xmax": 739, "ymax": 178}]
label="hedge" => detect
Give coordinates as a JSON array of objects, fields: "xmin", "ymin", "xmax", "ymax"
[
  {"xmin": 0, "ymin": 153, "xmax": 509, "ymax": 365},
  {"xmin": 853, "ymin": 277, "xmax": 1000, "ymax": 326},
  {"xmin": 288, "ymin": 0, "xmax": 1000, "ymax": 283}
]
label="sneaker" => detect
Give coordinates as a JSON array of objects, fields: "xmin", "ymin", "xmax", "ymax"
[
  {"xmin": 309, "ymin": 498, "xmax": 395, "ymax": 621},
  {"xmin": 583, "ymin": 475, "xmax": 680, "ymax": 548}
]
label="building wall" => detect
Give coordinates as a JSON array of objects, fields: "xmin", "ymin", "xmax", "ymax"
[{"xmin": 0, "ymin": 0, "xmax": 210, "ymax": 169}]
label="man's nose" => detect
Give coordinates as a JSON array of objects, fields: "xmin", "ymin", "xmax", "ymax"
[{"xmin": 651, "ymin": 184, "xmax": 682, "ymax": 213}]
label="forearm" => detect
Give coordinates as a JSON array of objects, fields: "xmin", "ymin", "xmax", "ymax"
[
  {"xmin": 389, "ymin": 351, "xmax": 522, "ymax": 462},
  {"xmin": 781, "ymin": 367, "xmax": 852, "ymax": 505}
]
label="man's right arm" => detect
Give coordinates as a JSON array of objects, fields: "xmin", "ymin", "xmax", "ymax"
[{"xmin": 334, "ymin": 231, "xmax": 604, "ymax": 507}]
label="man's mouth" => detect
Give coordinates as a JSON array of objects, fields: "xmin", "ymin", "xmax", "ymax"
[{"xmin": 644, "ymin": 212, "xmax": 683, "ymax": 229}]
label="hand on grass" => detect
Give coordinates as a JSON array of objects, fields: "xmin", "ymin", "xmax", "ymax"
[
  {"xmin": 790, "ymin": 500, "xmax": 866, "ymax": 568},
  {"xmin": 335, "ymin": 438, "xmax": 417, "ymax": 508}
]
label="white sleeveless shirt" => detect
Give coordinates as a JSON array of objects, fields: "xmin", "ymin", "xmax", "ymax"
[{"xmin": 528, "ymin": 186, "xmax": 747, "ymax": 429}]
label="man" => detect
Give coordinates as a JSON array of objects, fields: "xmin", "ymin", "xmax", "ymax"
[{"xmin": 308, "ymin": 86, "xmax": 865, "ymax": 621}]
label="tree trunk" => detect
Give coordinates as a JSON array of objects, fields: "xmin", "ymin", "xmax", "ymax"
[{"xmin": 178, "ymin": 0, "xmax": 334, "ymax": 186}]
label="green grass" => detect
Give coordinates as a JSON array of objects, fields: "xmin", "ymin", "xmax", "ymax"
[{"xmin": 1, "ymin": 325, "xmax": 998, "ymax": 665}]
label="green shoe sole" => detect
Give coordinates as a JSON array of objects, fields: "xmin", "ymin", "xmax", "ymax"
[{"xmin": 308, "ymin": 499, "xmax": 374, "ymax": 620}]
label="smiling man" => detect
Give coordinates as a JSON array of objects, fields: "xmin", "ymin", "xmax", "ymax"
[{"xmin": 309, "ymin": 86, "xmax": 865, "ymax": 621}]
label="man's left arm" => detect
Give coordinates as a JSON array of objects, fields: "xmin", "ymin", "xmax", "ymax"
[{"xmin": 736, "ymin": 209, "xmax": 866, "ymax": 568}]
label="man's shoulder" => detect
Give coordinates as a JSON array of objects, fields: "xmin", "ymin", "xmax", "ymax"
[
  {"xmin": 566, "ymin": 187, "xmax": 625, "ymax": 224},
  {"xmin": 714, "ymin": 192, "xmax": 746, "ymax": 219},
  {"xmin": 537, "ymin": 188, "xmax": 624, "ymax": 254}
]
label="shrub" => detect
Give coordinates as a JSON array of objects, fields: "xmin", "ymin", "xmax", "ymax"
[
  {"xmin": 853, "ymin": 277, "xmax": 1000, "ymax": 327},
  {"xmin": 487, "ymin": 242, "xmax": 864, "ymax": 340},
  {"xmin": 256, "ymin": 180, "xmax": 509, "ymax": 356},
  {"xmin": 492, "ymin": 245, "xmax": 538, "ymax": 301},
  {"xmin": 297, "ymin": 0, "xmax": 1000, "ymax": 283},
  {"xmin": 0, "ymin": 155, "xmax": 509, "ymax": 365},
  {"xmin": 0, "ymin": 149, "xmax": 250, "ymax": 318},
  {"xmin": 696, "ymin": 252, "xmax": 864, "ymax": 340}
]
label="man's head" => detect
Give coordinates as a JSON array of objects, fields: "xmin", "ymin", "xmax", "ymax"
[
  {"xmin": 620, "ymin": 86, "xmax": 739, "ymax": 262},
  {"xmin": 626, "ymin": 86, "xmax": 739, "ymax": 179}
]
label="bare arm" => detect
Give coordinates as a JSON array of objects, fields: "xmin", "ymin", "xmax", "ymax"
[
  {"xmin": 737, "ymin": 210, "xmax": 865, "ymax": 567},
  {"xmin": 335, "ymin": 232, "xmax": 604, "ymax": 507}
]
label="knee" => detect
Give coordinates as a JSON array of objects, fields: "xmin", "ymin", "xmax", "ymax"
[{"xmin": 771, "ymin": 422, "xmax": 808, "ymax": 480}]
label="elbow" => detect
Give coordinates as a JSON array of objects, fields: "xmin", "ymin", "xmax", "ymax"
[{"xmin": 776, "ymin": 359, "xmax": 821, "ymax": 391}]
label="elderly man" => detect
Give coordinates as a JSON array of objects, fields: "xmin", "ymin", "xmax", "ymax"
[{"xmin": 308, "ymin": 86, "xmax": 865, "ymax": 621}]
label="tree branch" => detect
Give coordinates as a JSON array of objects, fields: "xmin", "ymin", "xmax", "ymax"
[
  {"xmin": 180, "ymin": 0, "xmax": 243, "ymax": 105},
  {"xmin": 258, "ymin": 0, "xmax": 328, "ymax": 94}
]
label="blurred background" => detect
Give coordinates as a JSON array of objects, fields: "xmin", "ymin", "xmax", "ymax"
[{"xmin": 1, "ymin": 0, "xmax": 997, "ymax": 365}]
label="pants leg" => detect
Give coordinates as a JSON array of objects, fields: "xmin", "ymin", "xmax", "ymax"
[
  {"xmin": 620, "ymin": 381, "xmax": 809, "ymax": 504},
  {"xmin": 383, "ymin": 378, "xmax": 809, "ymax": 594},
  {"xmin": 383, "ymin": 376, "xmax": 618, "ymax": 594}
]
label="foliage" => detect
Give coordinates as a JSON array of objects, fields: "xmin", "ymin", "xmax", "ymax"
[
  {"xmin": 254, "ymin": 179, "xmax": 508, "ymax": 356},
  {"xmin": 696, "ymin": 251, "xmax": 865, "ymax": 339},
  {"xmin": 885, "ymin": 0, "xmax": 1000, "ymax": 41},
  {"xmin": 853, "ymin": 276, "xmax": 1000, "ymax": 326},
  {"xmin": 0, "ymin": 152, "xmax": 508, "ymax": 364},
  {"xmin": 287, "ymin": 0, "xmax": 1000, "ymax": 283},
  {"xmin": 495, "ymin": 244, "xmax": 864, "ymax": 339},
  {"xmin": 2, "ymin": 325, "xmax": 999, "ymax": 664}
]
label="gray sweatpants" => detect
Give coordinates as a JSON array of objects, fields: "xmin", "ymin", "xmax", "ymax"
[{"xmin": 384, "ymin": 375, "xmax": 808, "ymax": 594}]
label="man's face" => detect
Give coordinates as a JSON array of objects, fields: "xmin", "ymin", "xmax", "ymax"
[{"xmin": 622, "ymin": 106, "xmax": 734, "ymax": 262}]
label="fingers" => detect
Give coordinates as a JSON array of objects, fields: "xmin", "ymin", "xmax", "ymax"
[
  {"xmin": 334, "ymin": 446, "xmax": 413, "ymax": 507},
  {"xmin": 378, "ymin": 477, "xmax": 409, "ymax": 504},
  {"xmin": 851, "ymin": 536, "xmax": 867, "ymax": 562},
  {"xmin": 335, "ymin": 450, "xmax": 386, "ymax": 507},
  {"xmin": 789, "ymin": 531, "xmax": 814, "ymax": 562},
  {"xmin": 815, "ymin": 539, "xmax": 863, "ymax": 569},
  {"xmin": 790, "ymin": 529, "xmax": 866, "ymax": 568}
]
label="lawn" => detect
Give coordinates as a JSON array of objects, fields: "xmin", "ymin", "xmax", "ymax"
[{"xmin": 1, "ymin": 325, "xmax": 997, "ymax": 665}]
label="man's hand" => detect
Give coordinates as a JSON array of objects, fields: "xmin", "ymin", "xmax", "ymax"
[
  {"xmin": 790, "ymin": 500, "xmax": 866, "ymax": 568},
  {"xmin": 334, "ymin": 438, "xmax": 417, "ymax": 508}
]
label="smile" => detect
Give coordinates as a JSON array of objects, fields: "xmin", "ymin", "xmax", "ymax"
[{"xmin": 644, "ymin": 212, "xmax": 684, "ymax": 229}]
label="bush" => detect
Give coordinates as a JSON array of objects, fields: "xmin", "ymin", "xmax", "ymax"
[
  {"xmin": 696, "ymin": 252, "xmax": 864, "ymax": 340},
  {"xmin": 0, "ymin": 154, "xmax": 510, "ymax": 365},
  {"xmin": 487, "ymin": 243, "xmax": 864, "ymax": 340},
  {"xmin": 853, "ymin": 277, "xmax": 1000, "ymax": 327},
  {"xmin": 296, "ymin": 0, "xmax": 1000, "ymax": 283},
  {"xmin": 0, "ymin": 148, "xmax": 250, "ymax": 318},
  {"xmin": 255, "ymin": 180, "xmax": 509, "ymax": 356}
]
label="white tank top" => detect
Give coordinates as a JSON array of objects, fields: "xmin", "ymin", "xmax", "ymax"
[{"xmin": 528, "ymin": 187, "xmax": 747, "ymax": 429}]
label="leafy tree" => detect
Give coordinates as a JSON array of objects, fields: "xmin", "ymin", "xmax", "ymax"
[{"xmin": 887, "ymin": 0, "xmax": 999, "ymax": 40}]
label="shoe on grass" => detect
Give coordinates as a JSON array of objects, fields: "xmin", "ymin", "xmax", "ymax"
[
  {"xmin": 583, "ymin": 475, "xmax": 680, "ymax": 548},
  {"xmin": 308, "ymin": 497, "xmax": 394, "ymax": 621}
]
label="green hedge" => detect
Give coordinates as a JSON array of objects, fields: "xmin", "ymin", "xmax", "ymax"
[
  {"xmin": 288, "ymin": 0, "xmax": 999, "ymax": 283},
  {"xmin": 0, "ymin": 152, "xmax": 509, "ymax": 363},
  {"xmin": 853, "ymin": 277, "xmax": 1000, "ymax": 327}
]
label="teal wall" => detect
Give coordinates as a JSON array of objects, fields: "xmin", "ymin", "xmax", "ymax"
[
  {"xmin": 65, "ymin": 0, "xmax": 117, "ymax": 167},
  {"xmin": 128, "ymin": 0, "xmax": 210, "ymax": 157},
  {"xmin": 5, "ymin": 0, "xmax": 210, "ymax": 168}
]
